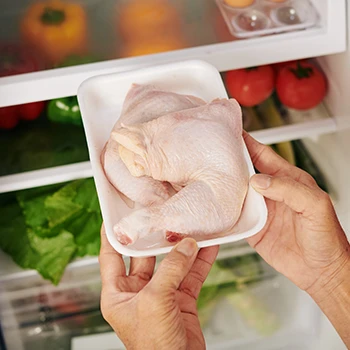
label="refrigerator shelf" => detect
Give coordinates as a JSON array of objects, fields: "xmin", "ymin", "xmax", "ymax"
[
  {"xmin": 0, "ymin": 113, "xmax": 342, "ymax": 195},
  {"xmin": 0, "ymin": 240, "xmax": 254, "ymax": 285},
  {"xmin": 0, "ymin": 161, "xmax": 92, "ymax": 195},
  {"xmin": 0, "ymin": 0, "xmax": 346, "ymax": 108}
]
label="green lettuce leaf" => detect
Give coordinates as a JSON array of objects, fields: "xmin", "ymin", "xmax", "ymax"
[
  {"xmin": 0, "ymin": 195, "xmax": 37, "ymax": 269},
  {"xmin": 0, "ymin": 195, "xmax": 76, "ymax": 285},
  {"xmin": 17, "ymin": 184, "xmax": 63, "ymax": 230},
  {"xmin": 45, "ymin": 179, "xmax": 102, "ymax": 256},
  {"xmin": 0, "ymin": 178, "xmax": 102, "ymax": 284},
  {"xmin": 27, "ymin": 229, "xmax": 76, "ymax": 285}
]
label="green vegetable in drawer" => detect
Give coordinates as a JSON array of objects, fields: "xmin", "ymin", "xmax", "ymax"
[
  {"xmin": 47, "ymin": 96, "xmax": 82, "ymax": 126},
  {"xmin": 256, "ymin": 97, "xmax": 296, "ymax": 165},
  {"xmin": 0, "ymin": 179, "xmax": 102, "ymax": 285},
  {"xmin": 242, "ymin": 107, "xmax": 264, "ymax": 132},
  {"xmin": 225, "ymin": 288, "xmax": 279, "ymax": 336},
  {"xmin": 197, "ymin": 254, "xmax": 279, "ymax": 333},
  {"xmin": 0, "ymin": 120, "xmax": 89, "ymax": 176},
  {"xmin": 47, "ymin": 55, "xmax": 99, "ymax": 126},
  {"xmin": 292, "ymin": 140, "xmax": 329, "ymax": 193}
]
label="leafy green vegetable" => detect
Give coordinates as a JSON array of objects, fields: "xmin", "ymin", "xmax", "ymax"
[
  {"xmin": 197, "ymin": 254, "xmax": 266, "ymax": 326},
  {"xmin": 0, "ymin": 117, "xmax": 89, "ymax": 176},
  {"xmin": 45, "ymin": 179, "xmax": 101, "ymax": 257},
  {"xmin": 66, "ymin": 211, "xmax": 101, "ymax": 257},
  {"xmin": 17, "ymin": 184, "xmax": 64, "ymax": 236},
  {"xmin": 216, "ymin": 254, "xmax": 263, "ymax": 282},
  {"xmin": 0, "ymin": 178, "xmax": 102, "ymax": 284},
  {"xmin": 226, "ymin": 290, "xmax": 279, "ymax": 336},
  {"xmin": 27, "ymin": 229, "xmax": 76, "ymax": 285},
  {"xmin": 0, "ymin": 195, "xmax": 38, "ymax": 270},
  {"xmin": 0, "ymin": 196, "xmax": 76, "ymax": 284},
  {"xmin": 197, "ymin": 254, "xmax": 279, "ymax": 335},
  {"xmin": 44, "ymin": 181, "xmax": 85, "ymax": 231},
  {"xmin": 198, "ymin": 284, "xmax": 220, "ymax": 311}
]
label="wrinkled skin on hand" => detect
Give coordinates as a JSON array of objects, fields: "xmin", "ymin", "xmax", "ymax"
[
  {"xmin": 244, "ymin": 131, "xmax": 350, "ymax": 296},
  {"xmin": 99, "ymin": 227, "xmax": 218, "ymax": 350}
]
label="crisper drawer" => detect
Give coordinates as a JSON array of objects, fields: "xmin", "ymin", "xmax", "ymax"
[
  {"xmin": 0, "ymin": 0, "xmax": 346, "ymax": 106},
  {"xmin": 0, "ymin": 262, "xmax": 109, "ymax": 350},
  {"xmin": 0, "ymin": 253, "xmax": 322, "ymax": 350}
]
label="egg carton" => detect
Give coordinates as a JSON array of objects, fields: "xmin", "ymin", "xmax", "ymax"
[{"xmin": 215, "ymin": 0, "xmax": 320, "ymax": 39}]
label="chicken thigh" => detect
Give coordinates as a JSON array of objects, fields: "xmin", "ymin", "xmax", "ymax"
[
  {"xmin": 112, "ymin": 98, "xmax": 249, "ymax": 245},
  {"xmin": 102, "ymin": 84, "xmax": 205, "ymax": 207}
]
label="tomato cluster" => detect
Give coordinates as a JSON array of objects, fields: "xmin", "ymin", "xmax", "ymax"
[{"xmin": 224, "ymin": 60, "xmax": 327, "ymax": 110}]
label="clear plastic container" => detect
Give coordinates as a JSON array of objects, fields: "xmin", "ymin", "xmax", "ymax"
[{"xmin": 216, "ymin": 0, "xmax": 320, "ymax": 38}]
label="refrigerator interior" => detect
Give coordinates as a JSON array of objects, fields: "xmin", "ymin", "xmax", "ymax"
[{"xmin": 0, "ymin": 0, "xmax": 350, "ymax": 349}]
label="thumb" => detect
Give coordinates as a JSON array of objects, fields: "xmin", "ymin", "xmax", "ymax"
[
  {"xmin": 250, "ymin": 174, "xmax": 319, "ymax": 214},
  {"xmin": 148, "ymin": 238, "xmax": 198, "ymax": 292}
]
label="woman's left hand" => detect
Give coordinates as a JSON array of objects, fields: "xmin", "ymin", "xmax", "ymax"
[{"xmin": 99, "ymin": 227, "xmax": 219, "ymax": 350}]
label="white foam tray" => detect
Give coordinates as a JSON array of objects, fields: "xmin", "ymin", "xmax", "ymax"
[{"xmin": 78, "ymin": 60, "xmax": 267, "ymax": 257}]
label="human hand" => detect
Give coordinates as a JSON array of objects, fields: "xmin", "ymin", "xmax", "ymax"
[
  {"xmin": 243, "ymin": 132, "xmax": 350, "ymax": 300},
  {"xmin": 99, "ymin": 227, "xmax": 219, "ymax": 350}
]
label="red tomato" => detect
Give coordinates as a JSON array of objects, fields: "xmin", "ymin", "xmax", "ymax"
[
  {"xmin": 272, "ymin": 60, "xmax": 297, "ymax": 74},
  {"xmin": 272, "ymin": 59, "xmax": 308, "ymax": 74},
  {"xmin": 18, "ymin": 101, "xmax": 45, "ymax": 121},
  {"xmin": 0, "ymin": 106, "xmax": 20, "ymax": 129},
  {"xmin": 276, "ymin": 62, "xmax": 327, "ymax": 110},
  {"xmin": 225, "ymin": 65, "xmax": 275, "ymax": 107}
]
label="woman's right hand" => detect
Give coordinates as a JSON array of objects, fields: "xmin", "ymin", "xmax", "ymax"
[{"xmin": 243, "ymin": 131, "xmax": 350, "ymax": 300}]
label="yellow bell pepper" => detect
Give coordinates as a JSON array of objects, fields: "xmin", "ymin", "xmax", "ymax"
[{"xmin": 21, "ymin": 0, "xmax": 87, "ymax": 65}]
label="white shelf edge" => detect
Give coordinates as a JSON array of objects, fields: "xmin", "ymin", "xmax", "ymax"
[
  {"xmin": 250, "ymin": 118, "xmax": 338, "ymax": 145},
  {"xmin": 0, "ymin": 118, "xmax": 343, "ymax": 194},
  {"xmin": 0, "ymin": 161, "xmax": 92, "ymax": 194},
  {"xmin": 0, "ymin": 242, "xmax": 253, "ymax": 284}
]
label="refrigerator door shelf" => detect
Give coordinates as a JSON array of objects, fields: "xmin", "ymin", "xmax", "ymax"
[{"xmin": 0, "ymin": 0, "xmax": 346, "ymax": 108}]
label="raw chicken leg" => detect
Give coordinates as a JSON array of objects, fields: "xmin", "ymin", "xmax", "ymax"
[
  {"xmin": 102, "ymin": 84, "xmax": 205, "ymax": 207},
  {"xmin": 112, "ymin": 98, "xmax": 249, "ymax": 245}
]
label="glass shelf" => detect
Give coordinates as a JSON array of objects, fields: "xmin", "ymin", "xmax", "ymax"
[{"xmin": 0, "ymin": 0, "xmax": 234, "ymax": 76}]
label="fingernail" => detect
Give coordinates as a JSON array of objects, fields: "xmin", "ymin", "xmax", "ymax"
[
  {"xmin": 175, "ymin": 238, "xmax": 198, "ymax": 257},
  {"xmin": 251, "ymin": 174, "xmax": 271, "ymax": 190}
]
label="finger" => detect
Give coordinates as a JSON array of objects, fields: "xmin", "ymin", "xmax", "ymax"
[
  {"xmin": 129, "ymin": 256, "xmax": 156, "ymax": 281},
  {"xmin": 147, "ymin": 238, "xmax": 198, "ymax": 293},
  {"xmin": 243, "ymin": 131, "xmax": 292, "ymax": 177},
  {"xmin": 243, "ymin": 131, "xmax": 317, "ymax": 188},
  {"xmin": 180, "ymin": 245, "xmax": 219, "ymax": 299},
  {"xmin": 250, "ymin": 174, "xmax": 323, "ymax": 214},
  {"xmin": 99, "ymin": 225, "xmax": 126, "ymax": 291}
]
